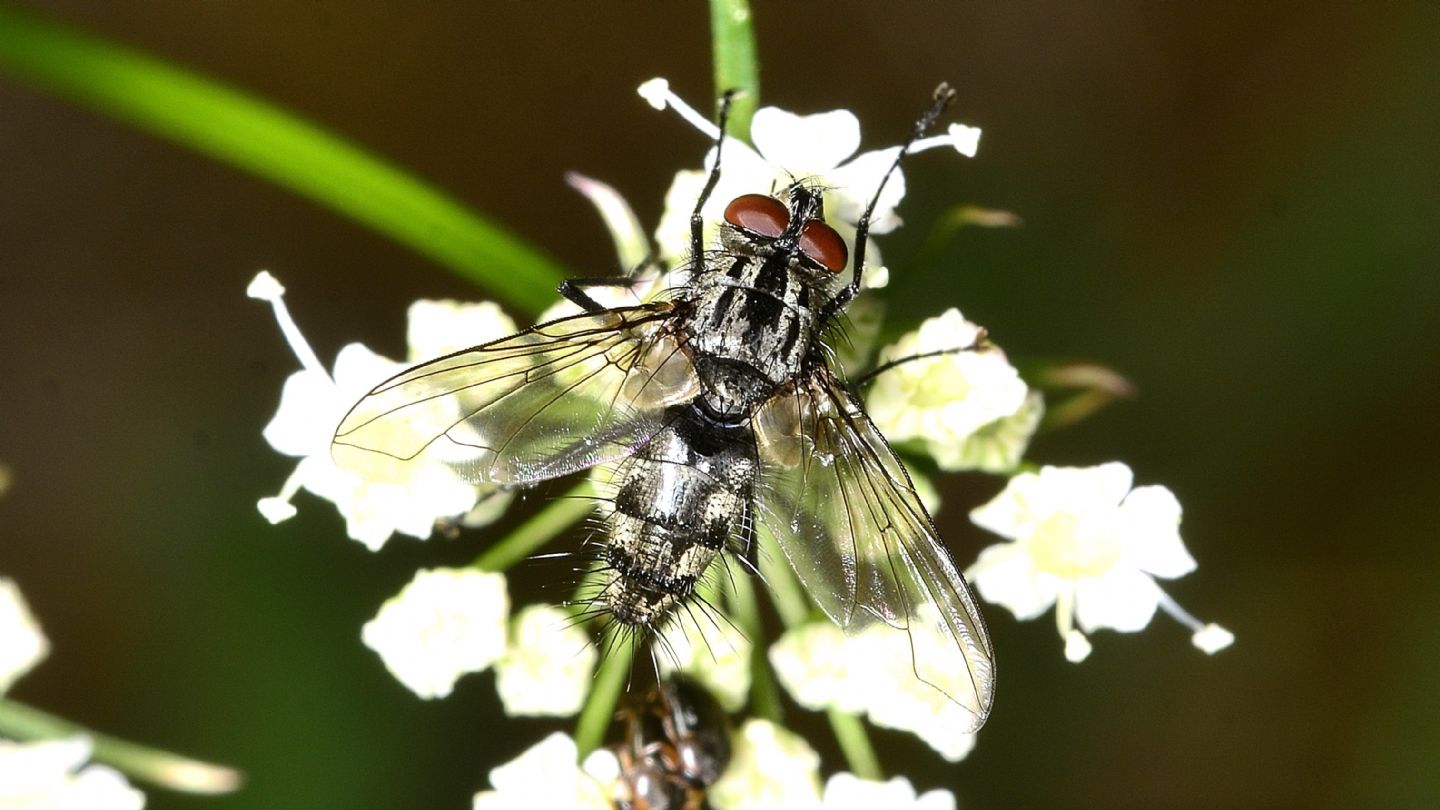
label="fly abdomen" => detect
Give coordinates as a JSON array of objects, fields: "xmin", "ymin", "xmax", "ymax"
[{"xmin": 599, "ymin": 408, "xmax": 754, "ymax": 629}]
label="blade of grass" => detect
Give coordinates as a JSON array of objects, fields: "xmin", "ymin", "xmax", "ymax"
[
  {"xmin": 0, "ymin": 4, "xmax": 564, "ymax": 316},
  {"xmin": 708, "ymin": 0, "xmax": 759, "ymax": 141}
]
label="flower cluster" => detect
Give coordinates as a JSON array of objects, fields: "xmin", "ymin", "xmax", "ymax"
[
  {"xmin": 360, "ymin": 567, "xmax": 597, "ymax": 716},
  {"xmin": 769, "ymin": 621, "xmax": 976, "ymax": 762},
  {"xmin": 0, "ymin": 576, "xmax": 147, "ymax": 808},
  {"xmin": 0, "ymin": 737, "xmax": 145, "ymax": 810},
  {"xmin": 250, "ymin": 272, "xmax": 517, "ymax": 551},
  {"xmin": 471, "ymin": 720, "xmax": 961, "ymax": 810},
  {"xmin": 866, "ymin": 308, "xmax": 1038, "ymax": 473},
  {"xmin": 251, "ymin": 77, "xmax": 1233, "ymax": 808},
  {"xmin": 969, "ymin": 463, "xmax": 1233, "ymax": 661}
]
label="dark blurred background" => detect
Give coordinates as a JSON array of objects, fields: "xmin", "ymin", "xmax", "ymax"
[{"xmin": 1, "ymin": 2, "xmax": 1437, "ymax": 808}]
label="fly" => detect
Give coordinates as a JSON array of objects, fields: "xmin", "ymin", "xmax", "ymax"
[
  {"xmin": 332, "ymin": 84, "xmax": 995, "ymax": 730},
  {"xmin": 609, "ymin": 676, "xmax": 730, "ymax": 810}
]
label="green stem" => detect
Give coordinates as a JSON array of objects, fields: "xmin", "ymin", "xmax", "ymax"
[
  {"xmin": 472, "ymin": 481, "xmax": 595, "ymax": 572},
  {"xmin": 758, "ymin": 532, "xmax": 886, "ymax": 778},
  {"xmin": 827, "ymin": 707, "xmax": 884, "ymax": 781},
  {"xmin": 757, "ymin": 531, "xmax": 811, "ymax": 629},
  {"xmin": 0, "ymin": 4, "xmax": 564, "ymax": 316},
  {"xmin": 708, "ymin": 0, "xmax": 759, "ymax": 141},
  {"xmin": 574, "ymin": 646, "xmax": 631, "ymax": 758},
  {"xmin": 0, "ymin": 699, "xmax": 242, "ymax": 794},
  {"xmin": 725, "ymin": 571, "xmax": 783, "ymax": 723}
]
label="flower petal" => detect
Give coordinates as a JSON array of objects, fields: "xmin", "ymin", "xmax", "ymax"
[
  {"xmin": 967, "ymin": 542, "xmax": 1059, "ymax": 620},
  {"xmin": 361, "ymin": 568, "xmax": 509, "ymax": 699},
  {"xmin": 827, "ymin": 147, "xmax": 906, "ymax": 233},
  {"xmin": 0, "ymin": 579, "xmax": 48, "ymax": 692},
  {"xmin": 1073, "ymin": 568, "xmax": 1161, "ymax": 633},
  {"xmin": 1118, "ymin": 485, "xmax": 1196, "ymax": 578},
  {"xmin": 406, "ymin": 299, "xmax": 516, "ymax": 361},
  {"xmin": 1192, "ymin": 623, "xmax": 1235, "ymax": 654},
  {"xmin": 751, "ymin": 107, "xmax": 861, "ymax": 175},
  {"xmin": 495, "ymin": 604, "xmax": 596, "ymax": 717},
  {"xmin": 709, "ymin": 720, "xmax": 822, "ymax": 810}
]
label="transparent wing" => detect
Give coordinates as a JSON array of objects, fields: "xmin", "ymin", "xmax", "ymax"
[
  {"xmin": 333, "ymin": 304, "xmax": 699, "ymax": 485},
  {"xmin": 753, "ymin": 370, "xmax": 995, "ymax": 729}
]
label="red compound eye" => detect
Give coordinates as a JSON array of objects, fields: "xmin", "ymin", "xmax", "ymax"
[
  {"xmin": 723, "ymin": 194, "xmax": 790, "ymax": 238},
  {"xmin": 799, "ymin": 220, "xmax": 849, "ymax": 273}
]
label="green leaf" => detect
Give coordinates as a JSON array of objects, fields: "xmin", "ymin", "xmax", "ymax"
[{"xmin": 0, "ymin": 4, "xmax": 565, "ymax": 316}]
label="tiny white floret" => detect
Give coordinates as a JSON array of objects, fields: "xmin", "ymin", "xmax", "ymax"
[
  {"xmin": 656, "ymin": 614, "xmax": 752, "ymax": 712},
  {"xmin": 822, "ymin": 772, "xmax": 955, "ymax": 810},
  {"xmin": 494, "ymin": 604, "xmax": 597, "ymax": 717},
  {"xmin": 253, "ymin": 274, "xmax": 494, "ymax": 549},
  {"xmin": 709, "ymin": 720, "xmax": 822, "ymax": 810},
  {"xmin": 0, "ymin": 736, "xmax": 145, "ymax": 810},
  {"xmin": 472, "ymin": 732, "xmax": 616, "ymax": 810},
  {"xmin": 645, "ymin": 79, "xmax": 981, "ymax": 267},
  {"xmin": 362, "ymin": 568, "xmax": 509, "ymax": 699},
  {"xmin": 0, "ymin": 578, "xmax": 49, "ymax": 693},
  {"xmin": 970, "ymin": 462, "xmax": 1227, "ymax": 658},
  {"xmin": 866, "ymin": 309, "xmax": 1034, "ymax": 472}
]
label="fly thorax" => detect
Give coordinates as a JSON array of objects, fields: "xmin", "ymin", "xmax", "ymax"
[{"xmin": 685, "ymin": 250, "xmax": 826, "ymax": 413}]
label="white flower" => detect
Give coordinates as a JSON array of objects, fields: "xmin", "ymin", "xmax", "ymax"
[
  {"xmin": 405, "ymin": 298, "xmax": 517, "ymax": 361},
  {"xmin": 866, "ymin": 308, "xmax": 1035, "ymax": 473},
  {"xmin": 768, "ymin": 622, "xmax": 870, "ymax": 714},
  {"xmin": 769, "ymin": 619, "xmax": 978, "ymax": 762},
  {"xmin": 640, "ymin": 78, "xmax": 981, "ymax": 272},
  {"xmin": 850, "ymin": 620, "xmax": 980, "ymax": 762},
  {"xmin": 472, "ymin": 733, "xmax": 617, "ymax": 810},
  {"xmin": 709, "ymin": 720, "xmax": 822, "ymax": 810},
  {"xmin": 822, "ymin": 773, "xmax": 955, "ymax": 810},
  {"xmin": 942, "ymin": 391, "xmax": 1044, "ymax": 474},
  {"xmin": 0, "ymin": 579, "xmax": 48, "ymax": 693},
  {"xmin": 251, "ymin": 272, "xmax": 494, "ymax": 550},
  {"xmin": 361, "ymin": 568, "xmax": 509, "ymax": 699},
  {"xmin": 969, "ymin": 462, "xmax": 1232, "ymax": 657},
  {"xmin": 494, "ymin": 605, "xmax": 596, "ymax": 717},
  {"xmin": 655, "ymin": 613, "xmax": 752, "ymax": 712},
  {"xmin": 0, "ymin": 736, "xmax": 145, "ymax": 810}
]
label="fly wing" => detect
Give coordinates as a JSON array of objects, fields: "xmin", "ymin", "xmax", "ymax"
[
  {"xmin": 333, "ymin": 304, "xmax": 699, "ymax": 486},
  {"xmin": 752, "ymin": 370, "xmax": 995, "ymax": 730}
]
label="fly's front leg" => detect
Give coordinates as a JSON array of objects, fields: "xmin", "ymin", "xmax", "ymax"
[
  {"xmin": 689, "ymin": 90, "xmax": 738, "ymax": 263},
  {"xmin": 557, "ymin": 276, "xmax": 644, "ymax": 313}
]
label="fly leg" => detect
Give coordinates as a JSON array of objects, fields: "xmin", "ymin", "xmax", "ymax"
[
  {"xmin": 850, "ymin": 329, "xmax": 988, "ymax": 388},
  {"xmin": 689, "ymin": 90, "xmax": 738, "ymax": 265},
  {"xmin": 557, "ymin": 276, "xmax": 645, "ymax": 313},
  {"xmin": 820, "ymin": 84, "xmax": 957, "ymax": 323}
]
